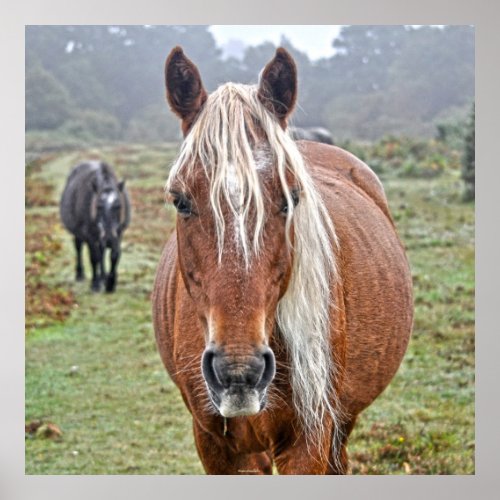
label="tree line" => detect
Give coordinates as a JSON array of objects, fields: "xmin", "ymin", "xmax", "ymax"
[{"xmin": 25, "ymin": 25, "xmax": 474, "ymax": 143}]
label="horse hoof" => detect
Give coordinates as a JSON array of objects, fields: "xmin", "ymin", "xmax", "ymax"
[
  {"xmin": 76, "ymin": 275, "xmax": 85, "ymax": 282},
  {"xmin": 105, "ymin": 275, "xmax": 116, "ymax": 293}
]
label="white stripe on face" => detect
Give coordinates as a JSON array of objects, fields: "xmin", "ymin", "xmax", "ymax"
[
  {"xmin": 226, "ymin": 162, "xmax": 240, "ymax": 201},
  {"xmin": 225, "ymin": 163, "xmax": 243, "ymax": 249},
  {"xmin": 253, "ymin": 146, "xmax": 272, "ymax": 171},
  {"xmin": 106, "ymin": 191, "xmax": 118, "ymax": 206},
  {"xmin": 225, "ymin": 147, "xmax": 270, "ymax": 254}
]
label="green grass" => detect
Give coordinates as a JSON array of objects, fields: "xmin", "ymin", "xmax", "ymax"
[
  {"xmin": 25, "ymin": 143, "xmax": 474, "ymax": 474},
  {"xmin": 26, "ymin": 290, "xmax": 202, "ymax": 474}
]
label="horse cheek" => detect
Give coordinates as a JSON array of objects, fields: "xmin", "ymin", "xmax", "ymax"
[{"xmin": 176, "ymin": 227, "xmax": 209, "ymax": 308}]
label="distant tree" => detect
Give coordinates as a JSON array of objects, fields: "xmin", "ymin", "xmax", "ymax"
[
  {"xmin": 435, "ymin": 112, "xmax": 467, "ymax": 151},
  {"xmin": 332, "ymin": 25, "xmax": 408, "ymax": 94},
  {"xmin": 25, "ymin": 62, "xmax": 75, "ymax": 130},
  {"xmin": 387, "ymin": 26, "xmax": 474, "ymax": 122},
  {"xmin": 61, "ymin": 110, "xmax": 122, "ymax": 141},
  {"xmin": 462, "ymin": 103, "xmax": 475, "ymax": 201},
  {"xmin": 24, "ymin": 25, "xmax": 476, "ymax": 143},
  {"xmin": 322, "ymin": 25, "xmax": 474, "ymax": 140},
  {"xmin": 125, "ymin": 104, "xmax": 181, "ymax": 143},
  {"xmin": 240, "ymin": 42, "xmax": 277, "ymax": 83},
  {"xmin": 25, "ymin": 25, "xmax": 225, "ymax": 134}
]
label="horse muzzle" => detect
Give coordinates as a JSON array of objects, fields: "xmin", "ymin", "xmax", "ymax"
[{"xmin": 201, "ymin": 346, "xmax": 276, "ymax": 418}]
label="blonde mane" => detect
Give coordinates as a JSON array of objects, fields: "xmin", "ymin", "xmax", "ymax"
[{"xmin": 166, "ymin": 82, "xmax": 343, "ymax": 456}]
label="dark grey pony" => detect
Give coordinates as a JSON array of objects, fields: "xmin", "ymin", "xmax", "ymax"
[
  {"xmin": 60, "ymin": 161, "xmax": 130, "ymax": 292},
  {"xmin": 289, "ymin": 126, "xmax": 334, "ymax": 145}
]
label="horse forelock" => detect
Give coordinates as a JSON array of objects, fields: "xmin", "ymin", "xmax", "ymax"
[{"xmin": 166, "ymin": 82, "xmax": 343, "ymax": 455}]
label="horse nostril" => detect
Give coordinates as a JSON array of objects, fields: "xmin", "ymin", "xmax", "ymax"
[
  {"xmin": 257, "ymin": 347, "xmax": 276, "ymax": 389},
  {"xmin": 240, "ymin": 355, "xmax": 266, "ymax": 388},
  {"xmin": 201, "ymin": 348, "xmax": 225, "ymax": 391}
]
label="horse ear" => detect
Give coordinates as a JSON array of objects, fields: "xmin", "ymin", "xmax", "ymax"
[
  {"xmin": 165, "ymin": 46, "xmax": 208, "ymax": 135},
  {"xmin": 119, "ymin": 190, "xmax": 128, "ymax": 225},
  {"xmin": 258, "ymin": 48, "xmax": 297, "ymax": 126},
  {"xmin": 118, "ymin": 179, "xmax": 125, "ymax": 192}
]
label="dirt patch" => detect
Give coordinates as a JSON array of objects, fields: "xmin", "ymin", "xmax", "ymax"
[
  {"xmin": 26, "ymin": 213, "xmax": 62, "ymax": 260},
  {"xmin": 25, "ymin": 153, "xmax": 57, "ymax": 175},
  {"xmin": 25, "ymin": 420, "xmax": 63, "ymax": 440},
  {"xmin": 26, "ymin": 282, "xmax": 76, "ymax": 330},
  {"xmin": 26, "ymin": 178, "xmax": 56, "ymax": 207},
  {"xmin": 26, "ymin": 212, "xmax": 76, "ymax": 331},
  {"xmin": 25, "ymin": 154, "xmax": 60, "ymax": 207}
]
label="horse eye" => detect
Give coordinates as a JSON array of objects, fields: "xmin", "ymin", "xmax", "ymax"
[
  {"xmin": 281, "ymin": 190, "xmax": 300, "ymax": 214},
  {"xmin": 172, "ymin": 194, "xmax": 192, "ymax": 217}
]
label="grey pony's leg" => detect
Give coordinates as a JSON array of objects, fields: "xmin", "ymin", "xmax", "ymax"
[
  {"xmin": 99, "ymin": 248, "xmax": 106, "ymax": 282},
  {"xmin": 89, "ymin": 240, "xmax": 103, "ymax": 292},
  {"xmin": 75, "ymin": 237, "xmax": 85, "ymax": 281},
  {"xmin": 105, "ymin": 241, "xmax": 120, "ymax": 293}
]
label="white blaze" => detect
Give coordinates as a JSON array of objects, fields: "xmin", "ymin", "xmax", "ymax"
[{"xmin": 106, "ymin": 191, "xmax": 117, "ymax": 206}]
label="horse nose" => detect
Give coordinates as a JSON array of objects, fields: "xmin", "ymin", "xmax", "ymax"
[{"xmin": 202, "ymin": 346, "xmax": 276, "ymax": 392}]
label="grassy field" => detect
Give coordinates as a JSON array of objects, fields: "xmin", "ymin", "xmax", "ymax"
[{"xmin": 25, "ymin": 142, "xmax": 474, "ymax": 474}]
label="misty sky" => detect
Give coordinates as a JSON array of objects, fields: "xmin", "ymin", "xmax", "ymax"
[{"xmin": 209, "ymin": 25, "xmax": 343, "ymax": 60}]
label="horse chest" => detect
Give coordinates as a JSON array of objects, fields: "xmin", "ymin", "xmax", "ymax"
[{"xmin": 216, "ymin": 418, "xmax": 270, "ymax": 454}]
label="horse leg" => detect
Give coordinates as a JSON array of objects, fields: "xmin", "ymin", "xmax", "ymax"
[
  {"xmin": 88, "ymin": 241, "xmax": 103, "ymax": 292},
  {"xmin": 99, "ymin": 248, "xmax": 106, "ymax": 283},
  {"xmin": 192, "ymin": 421, "xmax": 272, "ymax": 475},
  {"xmin": 325, "ymin": 416, "xmax": 358, "ymax": 475},
  {"xmin": 105, "ymin": 242, "xmax": 120, "ymax": 293},
  {"xmin": 274, "ymin": 430, "xmax": 333, "ymax": 474},
  {"xmin": 74, "ymin": 237, "xmax": 85, "ymax": 281}
]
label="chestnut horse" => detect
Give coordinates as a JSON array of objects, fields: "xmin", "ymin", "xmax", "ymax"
[{"xmin": 152, "ymin": 47, "xmax": 413, "ymax": 474}]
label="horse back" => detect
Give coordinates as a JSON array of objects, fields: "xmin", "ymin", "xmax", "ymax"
[{"xmin": 298, "ymin": 141, "xmax": 392, "ymax": 222}]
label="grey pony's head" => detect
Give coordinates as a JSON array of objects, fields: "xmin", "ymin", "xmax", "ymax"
[{"xmin": 91, "ymin": 178, "xmax": 128, "ymax": 248}]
